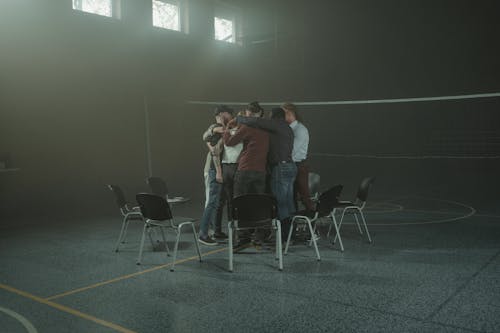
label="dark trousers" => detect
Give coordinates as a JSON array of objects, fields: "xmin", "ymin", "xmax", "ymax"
[
  {"xmin": 294, "ymin": 160, "xmax": 315, "ymax": 211},
  {"xmin": 215, "ymin": 163, "xmax": 238, "ymax": 231},
  {"xmin": 233, "ymin": 170, "xmax": 266, "ymax": 197}
]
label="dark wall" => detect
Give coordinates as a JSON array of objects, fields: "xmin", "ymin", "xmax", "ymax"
[{"xmin": 1, "ymin": 0, "xmax": 499, "ymax": 221}]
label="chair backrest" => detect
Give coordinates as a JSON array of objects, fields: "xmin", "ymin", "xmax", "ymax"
[
  {"xmin": 146, "ymin": 177, "xmax": 168, "ymax": 198},
  {"xmin": 317, "ymin": 185, "xmax": 343, "ymax": 217},
  {"xmin": 232, "ymin": 194, "xmax": 277, "ymax": 228},
  {"xmin": 136, "ymin": 193, "xmax": 173, "ymax": 221},
  {"xmin": 356, "ymin": 177, "xmax": 375, "ymax": 203},
  {"xmin": 308, "ymin": 172, "xmax": 321, "ymax": 199},
  {"xmin": 107, "ymin": 184, "xmax": 127, "ymax": 209}
]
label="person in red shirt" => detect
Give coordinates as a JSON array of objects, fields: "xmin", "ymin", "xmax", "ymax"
[{"xmin": 223, "ymin": 102, "xmax": 269, "ymax": 197}]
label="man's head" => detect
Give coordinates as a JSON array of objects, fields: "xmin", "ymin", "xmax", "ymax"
[
  {"xmin": 214, "ymin": 105, "xmax": 234, "ymax": 123},
  {"xmin": 281, "ymin": 102, "xmax": 300, "ymax": 124},
  {"xmin": 245, "ymin": 101, "xmax": 264, "ymax": 117},
  {"xmin": 271, "ymin": 107, "xmax": 286, "ymax": 120}
]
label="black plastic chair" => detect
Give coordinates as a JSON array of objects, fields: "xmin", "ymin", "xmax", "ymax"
[
  {"xmin": 146, "ymin": 177, "xmax": 168, "ymax": 198},
  {"xmin": 285, "ymin": 185, "xmax": 343, "ymax": 260},
  {"xmin": 228, "ymin": 194, "xmax": 282, "ymax": 272},
  {"xmin": 146, "ymin": 176, "xmax": 190, "ymax": 204},
  {"xmin": 107, "ymin": 185, "xmax": 146, "ymax": 252},
  {"xmin": 327, "ymin": 177, "xmax": 375, "ymax": 251},
  {"xmin": 136, "ymin": 193, "xmax": 201, "ymax": 271}
]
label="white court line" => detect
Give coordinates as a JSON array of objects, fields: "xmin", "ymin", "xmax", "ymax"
[
  {"xmin": 187, "ymin": 91, "xmax": 500, "ymax": 106},
  {"xmin": 0, "ymin": 306, "xmax": 38, "ymax": 333},
  {"xmin": 332, "ymin": 197, "xmax": 476, "ymax": 226},
  {"xmin": 310, "ymin": 152, "xmax": 500, "ymax": 159},
  {"xmin": 474, "ymin": 213, "xmax": 500, "ymax": 219}
]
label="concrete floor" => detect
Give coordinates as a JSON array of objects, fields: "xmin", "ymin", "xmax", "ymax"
[{"xmin": 1, "ymin": 196, "xmax": 500, "ymax": 332}]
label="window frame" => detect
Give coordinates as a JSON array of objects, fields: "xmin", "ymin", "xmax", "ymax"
[
  {"xmin": 151, "ymin": 0, "xmax": 189, "ymax": 34},
  {"xmin": 71, "ymin": 0, "xmax": 121, "ymax": 19},
  {"xmin": 213, "ymin": 2, "xmax": 242, "ymax": 45}
]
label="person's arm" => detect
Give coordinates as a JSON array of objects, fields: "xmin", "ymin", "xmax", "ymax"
[
  {"xmin": 203, "ymin": 124, "xmax": 223, "ymax": 142},
  {"xmin": 206, "ymin": 141, "xmax": 223, "ymax": 183},
  {"xmin": 223, "ymin": 124, "xmax": 248, "ymax": 147},
  {"xmin": 236, "ymin": 116, "xmax": 278, "ymax": 133},
  {"xmin": 213, "ymin": 139, "xmax": 224, "ymax": 183}
]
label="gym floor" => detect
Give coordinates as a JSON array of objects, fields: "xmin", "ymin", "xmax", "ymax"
[{"xmin": 1, "ymin": 195, "xmax": 500, "ymax": 333}]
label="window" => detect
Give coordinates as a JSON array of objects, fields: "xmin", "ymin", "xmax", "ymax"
[
  {"xmin": 214, "ymin": 17, "xmax": 234, "ymax": 43},
  {"xmin": 72, "ymin": 0, "xmax": 119, "ymax": 18},
  {"xmin": 214, "ymin": 3, "xmax": 241, "ymax": 44},
  {"xmin": 152, "ymin": 0, "xmax": 188, "ymax": 33}
]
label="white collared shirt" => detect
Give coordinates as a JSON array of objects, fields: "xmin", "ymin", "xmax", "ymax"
[
  {"xmin": 290, "ymin": 120, "xmax": 309, "ymax": 162},
  {"xmin": 222, "ymin": 133, "xmax": 243, "ymax": 164}
]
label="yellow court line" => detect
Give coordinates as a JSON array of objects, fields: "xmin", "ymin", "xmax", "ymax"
[
  {"xmin": 46, "ymin": 247, "xmax": 227, "ymax": 301},
  {"xmin": 0, "ymin": 283, "xmax": 136, "ymax": 333}
]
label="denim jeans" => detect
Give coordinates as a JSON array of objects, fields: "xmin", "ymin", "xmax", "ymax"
[
  {"xmin": 271, "ymin": 162, "xmax": 298, "ymax": 221},
  {"xmin": 199, "ymin": 168, "xmax": 222, "ymax": 238},
  {"xmin": 215, "ymin": 163, "xmax": 238, "ymax": 229}
]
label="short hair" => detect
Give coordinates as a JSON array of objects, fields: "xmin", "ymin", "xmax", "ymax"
[
  {"xmin": 281, "ymin": 102, "xmax": 302, "ymax": 122},
  {"xmin": 271, "ymin": 107, "xmax": 285, "ymax": 120},
  {"xmin": 214, "ymin": 105, "xmax": 234, "ymax": 116},
  {"xmin": 246, "ymin": 101, "xmax": 264, "ymax": 116}
]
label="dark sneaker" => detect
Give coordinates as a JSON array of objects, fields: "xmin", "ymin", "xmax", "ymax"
[
  {"xmin": 214, "ymin": 231, "xmax": 228, "ymax": 239},
  {"xmin": 198, "ymin": 236, "xmax": 217, "ymax": 246}
]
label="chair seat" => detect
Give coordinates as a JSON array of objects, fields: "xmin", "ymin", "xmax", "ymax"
[
  {"xmin": 167, "ymin": 196, "xmax": 190, "ymax": 204},
  {"xmin": 126, "ymin": 213, "xmax": 143, "ymax": 220},
  {"xmin": 293, "ymin": 209, "xmax": 317, "ymax": 219},
  {"xmin": 335, "ymin": 201, "xmax": 355, "ymax": 207},
  {"xmin": 147, "ymin": 217, "xmax": 194, "ymax": 228}
]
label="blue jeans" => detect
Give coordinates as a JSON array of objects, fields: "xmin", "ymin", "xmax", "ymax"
[
  {"xmin": 270, "ymin": 162, "xmax": 297, "ymax": 221},
  {"xmin": 199, "ymin": 169, "xmax": 222, "ymax": 238}
]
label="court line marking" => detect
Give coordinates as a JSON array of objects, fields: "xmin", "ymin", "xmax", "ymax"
[
  {"xmin": 311, "ymin": 152, "xmax": 500, "ymax": 159},
  {"xmin": 375, "ymin": 197, "xmax": 476, "ymax": 225},
  {"xmin": 45, "ymin": 247, "xmax": 227, "ymax": 301},
  {"xmin": 325, "ymin": 197, "xmax": 476, "ymax": 226},
  {"xmin": 187, "ymin": 91, "xmax": 500, "ymax": 106},
  {"xmin": 0, "ymin": 284, "xmax": 136, "ymax": 333},
  {"xmin": 0, "ymin": 306, "xmax": 38, "ymax": 333},
  {"xmin": 474, "ymin": 213, "xmax": 500, "ymax": 219}
]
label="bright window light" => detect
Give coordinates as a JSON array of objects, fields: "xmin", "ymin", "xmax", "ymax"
[
  {"xmin": 214, "ymin": 17, "xmax": 234, "ymax": 43},
  {"xmin": 152, "ymin": 0, "xmax": 181, "ymax": 31},
  {"xmin": 72, "ymin": 0, "xmax": 113, "ymax": 17}
]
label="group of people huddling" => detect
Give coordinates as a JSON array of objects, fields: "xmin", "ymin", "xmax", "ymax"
[{"xmin": 198, "ymin": 101, "xmax": 315, "ymax": 246}]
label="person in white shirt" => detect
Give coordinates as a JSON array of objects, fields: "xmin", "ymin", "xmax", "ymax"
[
  {"xmin": 206, "ymin": 107, "xmax": 243, "ymax": 239},
  {"xmin": 282, "ymin": 102, "xmax": 315, "ymax": 212}
]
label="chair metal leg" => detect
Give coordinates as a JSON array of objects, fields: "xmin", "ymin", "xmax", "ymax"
[
  {"xmin": 308, "ymin": 220, "xmax": 319, "ymax": 247},
  {"xmin": 147, "ymin": 227, "xmax": 155, "ymax": 247},
  {"xmin": 170, "ymin": 225, "xmax": 183, "ymax": 272},
  {"xmin": 306, "ymin": 218, "xmax": 321, "ymax": 261},
  {"xmin": 359, "ymin": 210, "xmax": 372, "ymax": 243},
  {"xmin": 276, "ymin": 220, "xmax": 283, "ymax": 271},
  {"xmin": 275, "ymin": 223, "xmax": 279, "ymax": 260},
  {"xmin": 190, "ymin": 223, "xmax": 202, "ymax": 262},
  {"xmin": 122, "ymin": 219, "xmax": 130, "ymax": 244},
  {"xmin": 353, "ymin": 212, "xmax": 363, "ymax": 235},
  {"xmin": 333, "ymin": 208, "xmax": 347, "ymax": 244},
  {"xmin": 330, "ymin": 213, "xmax": 344, "ymax": 252},
  {"xmin": 115, "ymin": 216, "xmax": 128, "ymax": 252},
  {"xmin": 284, "ymin": 219, "xmax": 295, "ymax": 255},
  {"xmin": 327, "ymin": 208, "xmax": 337, "ymax": 237},
  {"xmin": 228, "ymin": 222, "xmax": 233, "ymax": 272},
  {"xmin": 136, "ymin": 222, "xmax": 148, "ymax": 265},
  {"xmin": 159, "ymin": 227, "xmax": 170, "ymax": 256}
]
